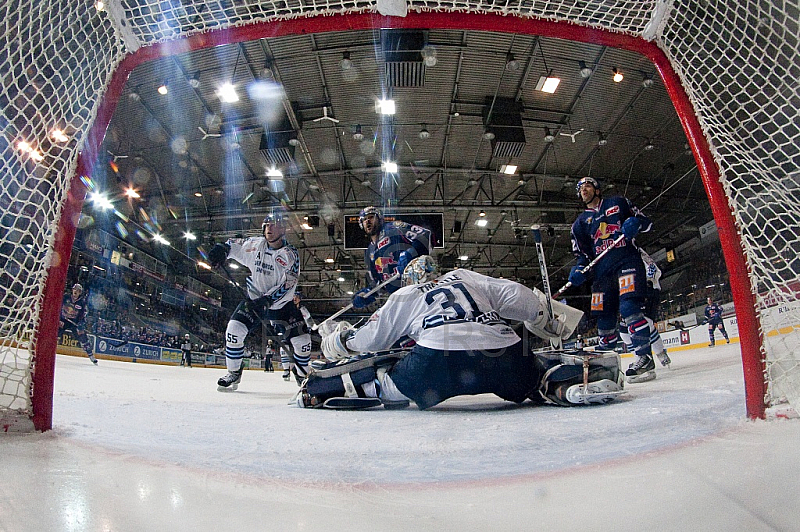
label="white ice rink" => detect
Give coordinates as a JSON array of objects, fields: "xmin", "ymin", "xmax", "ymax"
[{"xmin": 2, "ymin": 343, "xmax": 799, "ymax": 531}]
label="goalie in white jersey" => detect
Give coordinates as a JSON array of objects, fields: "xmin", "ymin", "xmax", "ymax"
[
  {"xmin": 208, "ymin": 213, "xmax": 310, "ymax": 391},
  {"xmin": 314, "ymin": 256, "xmax": 624, "ymax": 409}
]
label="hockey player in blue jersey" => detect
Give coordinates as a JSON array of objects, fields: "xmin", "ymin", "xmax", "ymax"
[
  {"xmin": 208, "ymin": 213, "xmax": 311, "ymax": 390},
  {"xmin": 59, "ymin": 283, "xmax": 98, "ymax": 364},
  {"xmin": 704, "ymin": 297, "xmax": 730, "ymax": 347},
  {"xmin": 568, "ymin": 177, "xmax": 655, "ymax": 383},
  {"xmin": 351, "ymin": 206, "xmax": 432, "ymax": 308}
]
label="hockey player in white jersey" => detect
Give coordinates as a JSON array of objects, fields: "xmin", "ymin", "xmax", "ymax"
[
  {"xmin": 307, "ymin": 256, "xmax": 624, "ymax": 409},
  {"xmin": 207, "ymin": 213, "xmax": 311, "ymax": 391}
]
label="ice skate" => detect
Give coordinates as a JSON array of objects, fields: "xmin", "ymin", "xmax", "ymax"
[
  {"xmin": 282, "ymin": 369, "xmax": 290, "ymax": 381},
  {"xmin": 217, "ymin": 368, "xmax": 243, "ymax": 391},
  {"xmin": 626, "ymin": 354, "xmax": 656, "ymax": 383},
  {"xmin": 564, "ymin": 379, "xmax": 626, "ymax": 405},
  {"xmin": 709, "ymin": 342, "xmax": 715, "ymax": 348},
  {"xmin": 89, "ymin": 355, "xmax": 98, "ymax": 365},
  {"xmin": 655, "ymin": 350, "xmax": 671, "ymax": 368}
]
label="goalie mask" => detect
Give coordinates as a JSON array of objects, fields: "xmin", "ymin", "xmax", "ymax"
[{"xmin": 402, "ymin": 255, "xmax": 439, "ymax": 286}]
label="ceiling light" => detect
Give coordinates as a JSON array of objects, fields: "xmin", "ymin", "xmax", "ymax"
[
  {"xmin": 157, "ymin": 81, "xmax": 168, "ymax": 95},
  {"xmin": 579, "ymin": 61, "xmax": 593, "ymax": 79},
  {"xmin": 500, "ymin": 164, "xmax": 517, "ymax": 175},
  {"xmin": 535, "ymin": 75, "xmax": 561, "ymax": 94},
  {"xmin": 479, "ymin": 210, "xmax": 486, "ymax": 217},
  {"xmin": 612, "ymin": 68, "xmax": 624, "ymax": 83},
  {"xmin": 125, "ymin": 187, "xmax": 140, "ymax": 199},
  {"xmin": 152, "ymin": 234, "xmax": 170, "ymax": 245},
  {"xmin": 217, "ymin": 83, "xmax": 239, "ymax": 103},
  {"xmin": 544, "ymin": 128, "xmax": 555, "ymax": 143},
  {"xmin": 382, "ymin": 161, "xmax": 398, "ymax": 173},
  {"xmin": 421, "ymin": 45, "xmax": 437, "ymax": 67},
  {"xmin": 188, "ymin": 73, "xmax": 200, "ymax": 88},
  {"xmin": 194, "ymin": 191, "xmax": 202, "ymax": 197},
  {"xmin": 482, "ymin": 129, "xmax": 495, "ymax": 140},
  {"xmin": 419, "ymin": 126, "xmax": 430, "ymax": 139},
  {"xmin": 642, "ymin": 73, "xmax": 654, "ymax": 88},
  {"xmin": 518, "ymin": 179, "xmax": 526, "ymax": 186},
  {"xmin": 467, "ymin": 178, "xmax": 478, "ymax": 187},
  {"xmin": 505, "ymin": 53, "xmax": 520, "ymax": 72},
  {"xmin": 361, "ymin": 179, "xmax": 371, "ymax": 187},
  {"xmin": 598, "ymin": 133, "xmax": 609, "ymax": 146},
  {"xmin": 376, "ymin": 99, "xmax": 395, "ymax": 115},
  {"xmin": 340, "ymin": 51, "xmax": 353, "ymax": 71},
  {"xmin": 475, "ymin": 218, "xmax": 488, "ymax": 227},
  {"xmin": 301, "ymin": 222, "xmax": 312, "ymax": 230},
  {"xmin": 325, "ymin": 256, "xmax": 335, "ymax": 263},
  {"xmin": 415, "ymin": 178, "xmax": 425, "ymax": 185},
  {"xmin": 353, "ymin": 124, "xmax": 364, "ymax": 141},
  {"xmin": 288, "ymin": 137, "xmax": 300, "ymax": 146},
  {"xmin": 644, "ymin": 141, "xmax": 655, "ymax": 151},
  {"xmin": 183, "ymin": 231, "xmax": 197, "ymax": 240},
  {"xmin": 267, "ymin": 168, "xmax": 283, "ymax": 178},
  {"xmin": 459, "ymin": 255, "xmax": 469, "ymax": 261}
]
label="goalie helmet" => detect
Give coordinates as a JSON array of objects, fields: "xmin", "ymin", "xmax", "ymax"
[{"xmin": 402, "ymin": 255, "xmax": 439, "ymax": 286}]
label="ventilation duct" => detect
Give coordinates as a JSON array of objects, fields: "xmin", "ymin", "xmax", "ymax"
[
  {"xmin": 259, "ymin": 116, "xmax": 297, "ymax": 167},
  {"xmin": 381, "ymin": 30, "xmax": 426, "ymax": 88},
  {"xmin": 483, "ymin": 97, "xmax": 526, "ymax": 159}
]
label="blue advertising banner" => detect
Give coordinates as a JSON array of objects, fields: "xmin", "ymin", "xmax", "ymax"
[
  {"xmin": 95, "ymin": 337, "xmax": 133, "ymax": 357},
  {"xmin": 130, "ymin": 342, "xmax": 161, "ymax": 361}
]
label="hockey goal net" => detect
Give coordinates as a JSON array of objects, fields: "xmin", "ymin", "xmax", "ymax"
[{"xmin": 1, "ymin": 0, "xmax": 798, "ymax": 430}]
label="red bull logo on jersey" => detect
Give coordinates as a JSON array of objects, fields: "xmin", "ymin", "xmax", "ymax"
[
  {"xmin": 276, "ymin": 256, "xmax": 288, "ymax": 267},
  {"xmin": 605, "ymin": 205, "xmax": 620, "ymax": 216},
  {"xmin": 374, "ymin": 256, "xmax": 395, "ymax": 274},
  {"xmin": 593, "ymin": 222, "xmax": 620, "ymax": 241},
  {"xmin": 376, "ymin": 237, "xmax": 390, "ymax": 249}
]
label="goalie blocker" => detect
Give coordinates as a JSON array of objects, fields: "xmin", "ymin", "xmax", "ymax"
[{"xmin": 295, "ymin": 349, "xmax": 624, "ymax": 409}]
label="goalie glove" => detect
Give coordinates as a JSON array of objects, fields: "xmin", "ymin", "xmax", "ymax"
[
  {"xmin": 320, "ymin": 321, "xmax": 357, "ymax": 361},
  {"xmin": 524, "ymin": 288, "xmax": 584, "ymax": 341},
  {"xmin": 208, "ymin": 243, "xmax": 230, "ymax": 268}
]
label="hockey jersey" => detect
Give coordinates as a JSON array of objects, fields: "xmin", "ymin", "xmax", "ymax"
[
  {"xmin": 640, "ymin": 248, "xmax": 662, "ymax": 290},
  {"xmin": 225, "ymin": 236, "xmax": 299, "ymax": 309},
  {"xmin": 61, "ymin": 293, "xmax": 88, "ymax": 326},
  {"xmin": 364, "ymin": 220, "xmax": 431, "ymax": 294},
  {"xmin": 346, "ymin": 269, "xmax": 544, "ymax": 352},
  {"xmin": 705, "ymin": 302, "xmax": 725, "ymax": 323},
  {"xmin": 570, "ymin": 196, "xmax": 652, "ymax": 278}
]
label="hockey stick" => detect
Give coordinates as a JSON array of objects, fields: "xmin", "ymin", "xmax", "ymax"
[
  {"xmin": 531, "ymin": 227, "xmax": 561, "ymax": 350},
  {"xmin": 553, "ymin": 234, "xmax": 626, "ymax": 299},
  {"xmin": 312, "ymin": 272, "xmax": 401, "ymax": 331}
]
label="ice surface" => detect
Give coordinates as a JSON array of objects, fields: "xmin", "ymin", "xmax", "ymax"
[{"xmin": 1, "ymin": 344, "xmax": 799, "ymax": 531}]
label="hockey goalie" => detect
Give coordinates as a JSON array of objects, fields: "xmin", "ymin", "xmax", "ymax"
[{"xmin": 297, "ymin": 256, "xmax": 625, "ymax": 410}]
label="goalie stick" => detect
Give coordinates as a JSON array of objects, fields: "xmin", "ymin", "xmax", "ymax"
[
  {"xmin": 531, "ymin": 226, "xmax": 560, "ymax": 350},
  {"xmin": 553, "ymin": 234, "xmax": 626, "ymax": 299},
  {"xmin": 312, "ymin": 272, "xmax": 401, "ymax": 331}
]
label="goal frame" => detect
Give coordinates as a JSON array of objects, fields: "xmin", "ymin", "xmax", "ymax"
[{"xmin": 30, "ymin": 10, "xmax": 765, "ymax": 430}]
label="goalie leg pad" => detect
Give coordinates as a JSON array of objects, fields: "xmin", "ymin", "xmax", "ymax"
[{"xmin": 536, "ymin": 352, "xmax": 624, "ymax": 406}]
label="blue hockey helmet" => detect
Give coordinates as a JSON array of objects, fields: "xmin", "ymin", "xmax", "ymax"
[
  {"xmin": 358, "ymin": 206, "xmax": 383, "ymax": 227},
  {"xmin": 293, "ymin": 290, "xmax": 303, "ymax": 300}
]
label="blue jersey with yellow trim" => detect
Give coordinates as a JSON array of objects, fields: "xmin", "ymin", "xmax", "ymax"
[{"xmin": 365, "ymin": 220, "xmax": 431, "ymax": 294}]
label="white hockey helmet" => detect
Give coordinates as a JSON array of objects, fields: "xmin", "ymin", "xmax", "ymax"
[
  {"xmin": 72, "ymin": 283, "xmax": 83, "ymax": 292},
  {"xmin": 402, "ymin": 255, "xmax": 439, "ymax": 286}
]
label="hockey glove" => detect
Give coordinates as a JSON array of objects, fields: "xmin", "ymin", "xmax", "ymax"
[
  {"xmin": 321, "ymin": 321, "xmax": 356, "ymax": 361},
  {"xmin": 208, "ymin": 243, "xmax": 231, "ymax": 268},
  {"xmin": 396, "ymin": 251, "xmax": 412, "ymax": 275},
  {"xmin": 352, "ymin": 288, "xmax": 376, "ymax": 309},
  {"xmin": 621, "ymin": 217, "xmax": 642, "ymax": 240},
  {"xmin": 568, "ymin": 266, "xmax": 586, "ymax": 287}
]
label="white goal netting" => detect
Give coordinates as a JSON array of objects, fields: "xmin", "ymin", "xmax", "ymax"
[{"xmin": 1, "ymin": 0, "xmax": 798, "ymax": 429}]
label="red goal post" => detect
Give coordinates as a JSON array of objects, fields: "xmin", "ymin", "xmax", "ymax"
[{"xmin": 3, "ymin": 1, "xmax": 797, "ymax": 430}]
